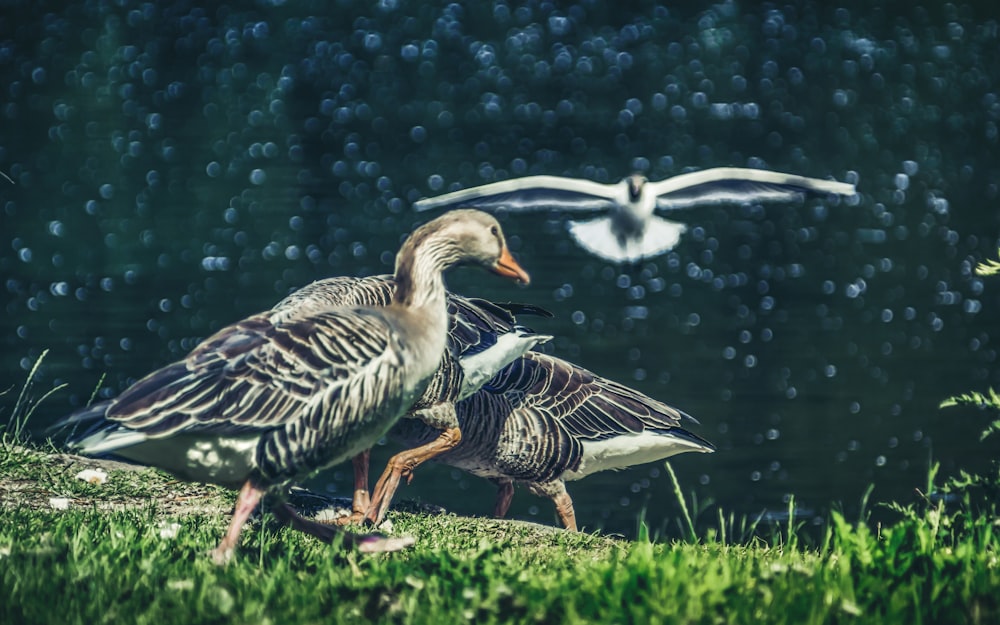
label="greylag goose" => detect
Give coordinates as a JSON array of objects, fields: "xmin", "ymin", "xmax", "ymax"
[
  {"xmin": 391, "ymin": 351, "xmax": 715, "ymax": 531},
  {"xmin": 414, "ymin": 167, "xmax": 856, "ymax": 263},
  {"xmin": 269, "ymin": 275, "xmax": 552, "ymax": 525},
  {"xmin": 52, "ymin": 209, "xmax": 530, "ymax": 563}
]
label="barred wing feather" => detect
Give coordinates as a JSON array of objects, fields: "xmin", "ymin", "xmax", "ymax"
[{"xmin": 104, "ymin": 310, "xmax": 401, "ymax": 438}]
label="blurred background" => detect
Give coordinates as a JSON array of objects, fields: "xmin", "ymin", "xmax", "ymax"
[{"xmin": 2, "ymin": 0, "xmax": 999, "ymax": 537}]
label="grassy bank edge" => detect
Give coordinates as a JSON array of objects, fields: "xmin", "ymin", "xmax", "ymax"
[{"xmin": 1, "ymin": 436, "xmax": 998, "ymax": 625}]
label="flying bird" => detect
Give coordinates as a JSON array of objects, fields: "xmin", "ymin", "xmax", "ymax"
[{"xmin": 414, "ymin": 167, "xmax": 856, "ymax": 263}]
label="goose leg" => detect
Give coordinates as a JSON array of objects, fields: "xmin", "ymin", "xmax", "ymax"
[
  {"xmin": 352, "ymin": 449, "xmax": 371, "ymax": 514},
  {"xmin": 365, "ymin": 426, "xmax": 462, "ymax": 526},
  {"xmin": 272, "ymin": 502, "xmax": 415, "ymax": 553},
  {"xmin": 331, "ymin": 450, "xmax": 372, "ymax": 526},
  {"xmin": 492, "ymin": 479, "xmax": 515, "ymax": 518},
  {"xmin": 552, "ymin": 490, "xmax": 578, "ymax": 532},
  {"xmin": 211, "ymin": 480, "xmax": 265, "ymax": 565},
  {"xmin": 528, "ymin": 481, "xmax": 577, "ymax": 531}
]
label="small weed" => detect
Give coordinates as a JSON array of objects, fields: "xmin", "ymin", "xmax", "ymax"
[
  {"xmin": 940, "ymin": 388, "xmax": 1000, "ymax": 441},
  {"xmin": 2, "ymin": 350, "xmax": 66, "ymax": 443},
  {"xmin": 973, "ymin": 249, "xmax": 1000, "ymax": 276}
]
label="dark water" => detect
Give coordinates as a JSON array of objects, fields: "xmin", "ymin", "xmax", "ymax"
[{"xmin": 3, "ymin": 1, "xmax": 999, "ymax": 537}]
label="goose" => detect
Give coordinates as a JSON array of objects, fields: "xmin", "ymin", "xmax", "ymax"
[
  {"xmin": 390, "ymin": 351, "xmax": 715, "ymax": 531},
  {"xmin": 269, "ymin": 275, "xmax": 552, "ymax": 526},
  {"xmin": 52, "ymin": 209, "xmax": 530, "ymax": 563},
  {"xmin": 414, "ymin": 167, "xmax": 857, "ymax": 263}
]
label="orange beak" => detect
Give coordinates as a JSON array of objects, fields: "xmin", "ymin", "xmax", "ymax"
[{"xmin": 492, "ymin": 247, "xmax": 530, "ymax": 285}]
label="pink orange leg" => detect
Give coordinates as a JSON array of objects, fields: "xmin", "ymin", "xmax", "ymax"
[
  {"xmin": 529, "ymin": 481, "xmax": 578, "ymax": 531},
  {"xmin": 332, "ymin": 450, "xmax": 372, "ymax": 526},
  {"xmin": 352, "ymin": 449, "xmax": 371, "ymax": 514},
  {"xmin": 365, "ymin": 427, "xmax": 462, "ymax": 526},
  {"xmin": 493, "ymin": 479, "xmax": 515, "ymax": 518},
  {"xmin": 211, "ymin": 480, "xmax": 265, "ymax": 565},
  {"xmin": 552, "ymin": 491, "xmax": 578, "ymax": 532}
]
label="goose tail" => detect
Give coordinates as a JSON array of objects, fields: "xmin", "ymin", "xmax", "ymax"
[{"xmin": 48, "ymin": 400, "xmax": 149, "ymax": 456}]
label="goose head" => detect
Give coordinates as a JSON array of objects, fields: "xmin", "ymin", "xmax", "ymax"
[{"xmin": 394, "ymin": 209, "xmax": 530, "ymax": 306}]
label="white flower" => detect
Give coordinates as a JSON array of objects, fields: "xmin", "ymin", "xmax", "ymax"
[
  {"xmin": 75, "ymin": 468, "xmax": 108, "ymax": 485},
  {"xmin": 158, "ymin": 521, "xmax": 182, "ymax": 540},
  {"xmin": 48, "ymin": 497, "xmax": 70, "ymax": 510},
  {"xmin": 313, "ymin": 507, "xmax": 351, "ymax": 523}
]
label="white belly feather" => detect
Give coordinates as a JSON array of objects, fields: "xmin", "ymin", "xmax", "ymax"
[{"xmin": 563, "ymin": 431, "xmax": 713, "ymax": 481}]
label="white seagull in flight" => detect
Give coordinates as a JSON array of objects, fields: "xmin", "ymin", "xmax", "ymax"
[{"xmin": 414, "ymin": 167, "xmax": 857, "ymax": 263}]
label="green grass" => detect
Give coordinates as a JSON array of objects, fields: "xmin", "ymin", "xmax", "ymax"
[
  {"xmin": 3, "ymin": 352, "xmax": 1000, "ymax": 624},
  {"xmin": 1, "ymin": 436, "xmax": 998, "ymax": 625}
]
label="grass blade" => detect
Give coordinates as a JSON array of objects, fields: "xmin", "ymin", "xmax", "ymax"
[{"xmin": 665, "ymin": 461, "xmax": 696, "ymax": 542}]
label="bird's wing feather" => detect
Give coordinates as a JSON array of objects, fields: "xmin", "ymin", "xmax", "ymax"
[
  {"xmin": 104, "ymin": 310, "xmax": 398, "ymax": 438},
  {"xmin": 494, "ymin": 404, "xmax": 584, "ymax": 481},
  {"xmin": 414, "ymin": 176, "xmax": 618, "ymax": 213},
  {"xmin": 274, "ymin": 276, "xmax": 552, "ymax": 360},
  {"xmin": 648, "ymin": 167, "xmax": 855, "ymax": 210},
  {"xmin": 447, "ymin": 294, "xmax": 550, "ymax": 358},
  {"xmin": 489, "ymin": 353, "xmax": 645, "ymax": 442}
]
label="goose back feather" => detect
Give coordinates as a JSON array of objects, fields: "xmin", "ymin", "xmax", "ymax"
[{"xmin": 271, "ymin": 274, "xmax": 553, "ymax": 414}]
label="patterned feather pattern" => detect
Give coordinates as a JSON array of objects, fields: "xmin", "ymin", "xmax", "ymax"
[
  {"xmin": 89, "ymin": 308, "xmax": 409, "ymax": 481},
  {"xmin": 272, "ymin": 275, "xmax": 552, "ymax": 417},
  {"xmin": 55, "ymin": 210, "xmax": 530, "ymax": 493},
  {"xmin": 392, "ymin": 351, "xmax": 714, "ymax": 485},
  {"xmin": 51, "ymin": 209, "xmax": 536, "ymax": 559}
]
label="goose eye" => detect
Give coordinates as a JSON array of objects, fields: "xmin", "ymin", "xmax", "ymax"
[{"xmin": 490, "ymin": 225, "xmax": 499, "ymax": 237}]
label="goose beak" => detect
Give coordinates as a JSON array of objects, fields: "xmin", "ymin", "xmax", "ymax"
[{"xmin": 492, "ymin": 247, "xmax": 531, "ymax": 285}]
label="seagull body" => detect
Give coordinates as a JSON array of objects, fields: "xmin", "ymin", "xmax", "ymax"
[
  {"xmin": 53, "ymin": 209, "xmax": 530, "ymax": 562},
  {"xmin": 414, "ymin": 167, "xmax": 857, "ymax": 263}
]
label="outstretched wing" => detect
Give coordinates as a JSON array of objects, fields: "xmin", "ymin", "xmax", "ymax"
[
  {"xmin": 649, "ymin": 167, "xmax": 855, "ymax": 211},
  {"xmin": 414, "ymin": 175, "xmax": 619, "ymax": 213}
]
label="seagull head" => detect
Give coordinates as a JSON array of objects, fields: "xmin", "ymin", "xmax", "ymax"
[{"xmin": 625, "ymin": 174, "xmax": 646, "ymax": 202}]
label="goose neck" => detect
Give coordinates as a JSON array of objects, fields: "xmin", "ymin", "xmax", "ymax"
[{"xmin": 392, "ymin": 241, "xmax": 453, "ymax": 311}]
